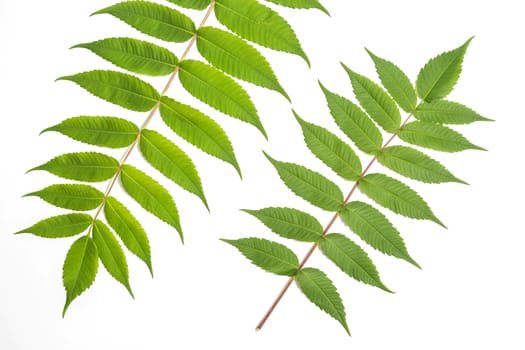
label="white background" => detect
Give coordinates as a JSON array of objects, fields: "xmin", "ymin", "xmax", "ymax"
[{"xmin": 1, "ymin": 1, "xmax": 524, "ymax": 349}]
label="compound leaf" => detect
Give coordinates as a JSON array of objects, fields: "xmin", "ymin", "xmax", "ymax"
[
  {"xmin": 366, "ymin": 49, "xmax": 417, "ymax": 113},
  {"xmin": 243, "ymin": 207, "xmax": 323, "ymax": 242},
  {"xmin": 340, "ymin": 201, "xmax": 419, "ymax": 267},
  {"xmin": 296, "ymin": 267, "xmax": 349, "ymax": 335},
  {"xmin": 343, "ymin": 64, "xmax": 401, "ymax": 133},
  {"xmin": 265, "ymin": 153, "xmax": 344, "ymax": 211},
  {"xmin": 319, "ymin": 233, "xmax": 391, "ymax": 292},
  {"xmin": 222, "ymin": 237, "xmax": 299, "ymax": 276},
  {"xmin": 414, "ymin": 100, "xmax": 492, "ymax": 125},
  {"xmin": 159, "ymin": 96, "xmax": 241, "ymax": 176},
  {"xmin": 120, "ymin": 164, "xmax": 183, "ymax": 240},
  {"xmin": 378, "ymin": 145, "xmax": 466, "ymax": 184},
  {"xmin": 24, "ymin": 184, "xmax": 104, "ymax": 211},
  {"xmin": 416, "ymin": 38, "xmax": 472, "ymax": 102},
  {"xmin": 359, "ymin": 173, "xmax": 444, "ymax": 227},
  {"xmin": 178, "ymin": 59, "xmax": 266, "ymax": 138},
  {"xmin": 41, "ymin": 116, "xmax": 139, "ymax": 149},
  {"xmin": 92, "ymin": 1, "xmax": 196, "ymax": 43},
  {"xmin": 104, "ymin": 196, "xmax": 152, "ymax": 274},
  {"xmin": 92, "ymin": 220, "xmax": 133, "ymax": 297},
  {"xmin": 398, "ymin": 121, "xmax": 486, "ymax": 152},
  {"xmin": 196, "ymin": 26, "xmax": 289, "ymax": 99},
  {"xmin": 320, "ymin": 83, "xmax": 383, "ymax": 154},
  {"xmin": 15, "ymin": 213, "xmax": 92, "ymax": 239},
  {"xmin": 72, "ymin": 37, "xmax": 178, "ymax": 76},
  {"xmin": 214, "ymin": 0, "xmax": 309, "ymax": 65},
  {"xmin": 262, "ymin": 0, "xmax": 329, "ymax": 15},
  {"xmin": 295, "ymin": 111, "xmax": 362, "ymax": 180},
  {"xmin": 62, "ymin": 236, "xmax": 98, "ymax": 316},
  {"xmin": 28, "ymin": 152, "xmax": 119, "ymax": 182},
  {"xmin": 57, "ymin": 70, "xmax": 160, "ymax": 112}
]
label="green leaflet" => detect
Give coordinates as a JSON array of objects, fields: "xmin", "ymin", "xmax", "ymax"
[
  {"xmin": 416, "ymin": 38, "xmax": 472, "ymax": 102},
  {"xmin": 359, "ymin": 173, "xmax": 444, "ymax": 227},
  {"xmin": 57, "ymin": 70, "xmax": 160, "ymax": 112},
  {"xmin": 28, "ymin": 152, "xmax": 119, "ymax": 182},
  {"xmin": 319, "ymin": 233, "xmax": 391, "ymax": 292},
  {"xmin": 296, "ymin": 267, "xmax": 349, "ymax": 335},
  {"xmin": 41, "ymin": 116, "xmax": 139, "ymax": 149},
  {"xmin": 320, "ymin": 83, "xmax": 383, "ymax": 155},
  {"xmin": 104, "ymin": 196, "xmax": 152, "ymax": 275},
  {"xmin": 166, "ymin": 0, "xmax": 211, "ymax": 10},
  {"xmin": 72, "ymin": 37, "xmax": 178, "ymax": 76},
  {"xmin": 222, "ymin": 237, "xmax": 299, "ymax": 276},
  {"xmin": 243, "ymin": 207, "xmax": 323, "ymax": 242},
  {"xmin": 139, "ymin": 129, "xmax": 208, "ymax": 209},
  {"xmin": 343, "ymin": 64, "xmax": 401, "ymax": 133},
  {"xmin": 366, "ymin": 49, "xmax": 417, "ymax": 113},
  {"xmin": 414, "ymin": 100, "xmax": 492, "ymax": 124},
  {"xmin": 378, "ymin": 145, "xmax": 466, "ymax": 184},
  {"xmin": 92, "ymin": 1, "xmax": 196, "ymax": 43},
  {"xmin": 92, "ymin": 220, "xmax": 133, "ymax": 297},
  {"xmin": 262, "ymin": 0, "xmax": 329, "ymax": 15},
  {"xmin": 399, "ymin": 121, "xmax": 486, "ymax": 152},
  {"xmin": 62, "ymin": 235, "xmax": 98, "ymax": 316},
  {"xmin": 15, "ymin": 213, "xmax": 92, "ymax": 239},
  {"xmin": 23, "ymin": 184, "xmax": 104, "ymax": 211},
  {"xmin": 265, "ymin": 153, "xmax": 344, "ymax": 211},
  {"xmin": 159, "ymin": 96, "xmax": 241, "ymax": 176},
  {"xmin": 295, "ymin": 111, "xmax": 362, "ymax": 180},
  {"xmin": 120, "ymin": 164, "xmax": 183, "ymax": 240},
  {"xmin": 214, "ymin": 0, "xmax": 309, "ymax": 65},
  {"xmin": 178, "ymin": 59, "xmax": 266, "ymax": 138},
  {"xmin": 196, "ymin": 26, "xmax": 289, "ymax": 100},
  {"xmin": 340, "ymin": 201, "xmax": 419, "ymax": 267}
]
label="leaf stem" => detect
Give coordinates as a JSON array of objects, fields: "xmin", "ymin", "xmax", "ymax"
[
  {"xmin": 91, "ymin": 1, "xmax": 217, "ymax": 228},
  {"xmin": 255, "ymin": 112, "xmax": 414, "ymax": 331}
]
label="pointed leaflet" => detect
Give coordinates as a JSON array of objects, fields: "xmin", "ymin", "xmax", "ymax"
[
  {"xmin": 57, "ymin": 70, "xmax": 160, "ymax": 112},
  {"xmin": 320, "ymin": 83, "xmax": 383, "ymax": 154},
  {"xmin": 92, "ymin": 220, "xmax": 133, "ymax": 297},
  {"xmin": 262, "ymin": 0, "xmax": 329, "ymax": 15},
  {"xmin": 398, "ymin": 121, "xmax": 485, "ymax": 152},
  {"xmin": 378, "ymin": 146, "xmax": 466, "ymax": 184},
  {"xmin": 416, "ymin": 38, "xmax": 472, "ymax": 102},
  {"xmin": 319, "ymin": 233, "xmax": 391, "ymax": 292},
  {"xmin": 296, "ymin": 267, "xmax": 349, "ymax": 335},
  {"xmin": 178, "ymin": 60, "xmax": 266, "ymax": 138},
  {"xmin": 24, "ymin": 184, "xmax": 104, "ymax": 211},
  {"xmin": 214, "ymin": 0, "xmax": 309, "ymax": 65},
  {"xmin": 28, "ymin": 152, "xmax": 118, "ymax": 182},
  {"xmin": 139, "ymin": 129, "xmax": 208, "ymax": 209},
  {"xmin": 359, "ymin": 173, "xmax": 444, "ymax": 227},
  {"xmin": 15, "ymin": 213, "xmax": 92, "ymax": 239},
  {"xmin": 222, "ymin": 237, "xmax": 299, "ymax": 276},
  {"xmin": 41, "ymin": 116, "xmax": 139, "ymax": 149},
  {"xmin": 72, "ymin": 37, "xmax": 178, "ymax": 76},
  {"xmin": 120, "ymin": 164, "xmax": 183, "ymax": 240},
  {"xmin": 265, "ymin": 153, "xmax": 344, "ymax": 211},
  {"xmin": 166, "ymin": 0, "xmax": 211, "ymax": 10},
  {"xmin": 339, "ymin": 201, "xmax": 418, "ymax": 267},
  {"xmin": 342, "ymin": 64, "xmax": 401, "ymax": 133},
  {"xmin": 243, "ymin": 207, "xmax": 322, "ymax": 242},
  {"xmin": 62, "ymin": 235, "xmax": 98, "ymax": 316},
  {"xmin": 196, "ymin": 26, "xmax": 289, "ymax": 100},
  {"xmin": 414, "ymin": 100, "xmax": 492, "ymax": 125},
  {"xmin": 159, "ymin": 96, "xmax": 240, "ymax": 176},
  {"xmin": 366, "ymin": 49, "xmax": 417, "ymax": 113},
  {"xmin": 295, "ymin": 111, "xmax": 362, "ymax": 180},
  {"xmin": 92, "ymin": 1, "xmax": 196, "ymax": 43},
  {"xmin": 104, "ymin": 196, "xmax": 152, "ymax": 274}
]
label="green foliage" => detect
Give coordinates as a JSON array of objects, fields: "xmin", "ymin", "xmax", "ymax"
[
  {"xmin": 20, "ymin": 0, "xmax": 324, "ymax": 315},
  {"xmin": 263, "ymin": 0, "xmax": 329, "ymax": 15},
  {"xmin": 227, "ymin": 39, "xmax": 489, "ymax": 334}
]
